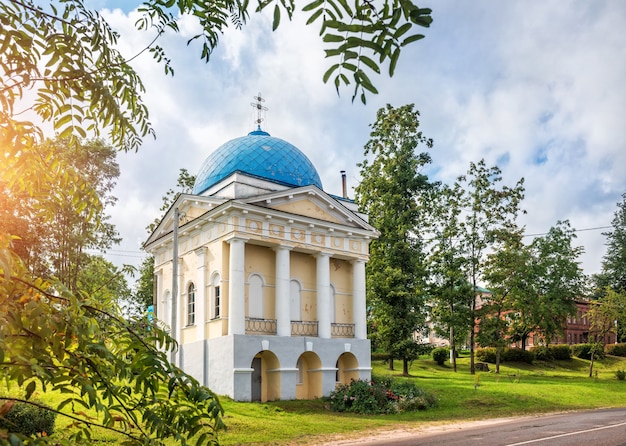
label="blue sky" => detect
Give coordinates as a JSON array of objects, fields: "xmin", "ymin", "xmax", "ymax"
[{"xmin": 93, "ymin": 1, "xmax": 626, "ymax": 278}]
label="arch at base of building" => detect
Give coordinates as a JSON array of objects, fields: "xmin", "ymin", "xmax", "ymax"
[{"xmin": 252, "ymin": 350, "xmax": 281, "ymax": 402}]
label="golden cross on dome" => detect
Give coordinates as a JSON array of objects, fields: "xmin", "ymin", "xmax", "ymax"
[{"xmin": 250, "ymin": 92, "xmax": 268, "ymax": 127}]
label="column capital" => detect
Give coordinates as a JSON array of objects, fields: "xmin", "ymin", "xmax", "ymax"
[
  {"xmin": 314, "ymin": 251, "xmax": 332, "ymax": 259},
  {"xmin": 273, "ymin": 244, "xmax": 293, "ymax": 252},
  {"xmin": 225, "ymin": 236, "xmax": 249, "ymax": 244}
]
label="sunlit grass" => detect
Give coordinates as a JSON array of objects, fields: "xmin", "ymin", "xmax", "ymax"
[{"xmin": 3, "ymin": 353, "xmax": 626, "ymax": 445}]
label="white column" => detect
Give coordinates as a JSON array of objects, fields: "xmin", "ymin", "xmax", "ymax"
[
  {"xmin": 275, "ymin": 246, "xmax": 291, "ymax": 337},
  {"xmin": 228, "ymin": 237, "xmax": 246, "ymax": 335},
  {"xmin": 352, "ymin": 259, "xmax": 367, "ymax": 340},
  {"xmin": 316, "ymin": 252, "xmax": 331, "ymax": 339},
  {"xmin": 195, "ymin": 248, "xmax": 207, "ymax": 342}
]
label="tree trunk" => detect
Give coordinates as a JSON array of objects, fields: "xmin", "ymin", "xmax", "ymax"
[
  {"xmin": 470, "ymin": 302, "xmax": 476, "ymax": 375},
  {"xmin": 388, "ymin": 357, "xmax": 394, "ymax": 371},
  {"xmin": 495, "ymin": 346, "xmax": 501, "ymax": 374},
  {"xmin": 450, "ymin": 326, "xmax": 457, "ymax": 372},
  {"xmin": 588, "ymin": 350, "xmax": 595, "ymax": 378},
  {"xmin": 403, "ymin": 358, "xmax": 409, "ymax": 376}
]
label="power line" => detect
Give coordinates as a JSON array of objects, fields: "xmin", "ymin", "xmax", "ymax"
[{"xmin": 523, "ymin": 225, "xmax": 611, "ymax": 238}]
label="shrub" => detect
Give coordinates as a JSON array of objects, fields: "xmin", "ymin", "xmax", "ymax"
[
  {"xmin": 531, "ymin": 346, "xmax": 553, "ymax": 361},
  {"xmin": 616, "ymin": 370, "xmax": 626, "ymax": 381},
  {"xmin": 327, "ymin": 376, "xmax": 437, "ymax": 414},
  {"xmin": 476, "ymin": 348, "xmax": 497, "ymax": 363},
  {"xmin": 571, "ymin": 343, "xmax": 605, "ymax": 360},
  {"xmin": 502, "ymin": 348, "xmax": 534, "ymax": 364},
  {"xmin": 0, "ymin": 400, "xmax": 56, "ymax": 437},
  {"xmin": 432, "ymin": 347, "xmax": 449, "ymax": 366},
  {"xmin": 606, "ymin": 343, "xmax": 626, "ymax": 357},
  {"xmin": 550, "ymin": 344, "xmax": 572, "ymax": 360}
]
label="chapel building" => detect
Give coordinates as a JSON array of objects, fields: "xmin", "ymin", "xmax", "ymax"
[{"xmin": 144, "ymin": 121, "xmax": 378, "ymax": 401}]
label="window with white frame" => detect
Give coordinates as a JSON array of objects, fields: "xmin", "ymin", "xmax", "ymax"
[{"xmin": 187, "ymin": 283, "xmax": 196, "ymax": 326}]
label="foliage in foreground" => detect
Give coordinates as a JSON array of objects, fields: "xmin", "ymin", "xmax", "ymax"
[
  {"xmin": 0, "ymin": 240, "xmax": 224, "ymax": 446},
  {"xmin": 0, "ymin": 400, "xmax": 56, "ymax": 438},
  {"xmin": 326, "ymin": 376, "xmax": 437, "ymax": 414}
]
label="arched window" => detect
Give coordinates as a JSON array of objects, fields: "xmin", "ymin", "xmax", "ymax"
[
  {"xmin": 211, "ymin": 273, "xmax": 221, "ymax": 319},
  {"xmin": 187, "ymin": 283, "xmax": 196, "ymax": 326},
  {"xmin": 290, "ymin": 280, "xmax": 301, "ymax": 321},
  {"xmin": 249, "ymin": 274, "xmax": 264, "ymax": 319}
]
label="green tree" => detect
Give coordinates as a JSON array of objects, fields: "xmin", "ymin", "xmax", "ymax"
[
  {"xmin": 505, "ymin": 221, "xmax": 585, "ymax": 349},
  {"xmin": 602, "ymin": 193, "xmax": 626, "ymax": 293},
  {"xmin": 40, "ymin": 138, "xmax": 121, "ymax": 293},
  {"xmin": 77, "ymin": 255, "xmax": 133, "ymax": 314},
  {"xmin": 481, "ymin": 227, "xmax": 526, "ymax": 373},
  {"xmin": 529, "ymin": 221, "xmax": 585, "ymax": 346},
  {"xmin": 355, "ymin": 104, "xmax": 433, "ymax": 376},
  {"xmin": 451, "ymin": 160, "xmax": 525, "ymax": 374},
  {"xmin": 586, "ymin": 288, "xmax": 626, "ymax": 377},
  {"xmin": 425, "ymin": 183, "xmax": 473, "ymax": 372}
]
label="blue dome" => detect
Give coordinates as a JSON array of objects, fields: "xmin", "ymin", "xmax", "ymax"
[{"xmin": 192, "ymin": 128, "xmax": 323, "ymax": 195}]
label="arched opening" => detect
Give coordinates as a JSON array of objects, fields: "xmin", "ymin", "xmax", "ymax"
[
  {"xmin": 336, "ymin": 352, "xmax": 359, "ymax": 384},
  {"xmin": 251, "ymin": 350, "xmax": 280, "ymax": 402},
  {"xmin": 295, "ymin": 352, "xmax": 322, "ymax": 399}
]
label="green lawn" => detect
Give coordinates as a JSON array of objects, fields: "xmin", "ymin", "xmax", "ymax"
[
  {"xmin": 219, "ymin": 353, "xmax": 626, "ymax": 445},
  {"xmin": 3, "ymin": 354, "xmax": 626, "ymax": 445}
]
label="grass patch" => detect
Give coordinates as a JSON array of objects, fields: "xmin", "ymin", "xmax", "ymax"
[{"xmin": 4, "ymin": 354, "xmax": 626, "ymax": 445}]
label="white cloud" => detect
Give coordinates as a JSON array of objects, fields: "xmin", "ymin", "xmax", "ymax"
[{"xmin": 97, "ymin": 0, "xmax": 626, "ymax": 278}]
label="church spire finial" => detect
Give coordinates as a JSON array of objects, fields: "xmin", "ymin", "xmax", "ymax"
[{"xmin": 250, "ymin": 92, "xmax": 268, "ymax": 129}]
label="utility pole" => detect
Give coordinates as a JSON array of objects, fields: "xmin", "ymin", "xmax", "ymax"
[{"xmin": 171, "ymin": 207, "xmax": 179, "ymax": 364}]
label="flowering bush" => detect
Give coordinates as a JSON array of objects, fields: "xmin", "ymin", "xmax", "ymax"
[{"xmin": 326, "ymin": 376, "xmax": 437, "ymax": 414}]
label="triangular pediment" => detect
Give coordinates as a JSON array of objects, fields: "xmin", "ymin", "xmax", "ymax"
[
  {"xmin": 144, "ymin": 194, "xmax": 226, "ymax": 247},
  {"xmin": 241, "ymin": 185, "xmax": 373, "ymax": 231}
]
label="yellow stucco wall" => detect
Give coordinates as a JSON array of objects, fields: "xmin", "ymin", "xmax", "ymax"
[
  {"xmin": 290, "ymin": 251, "xmax": 317, "ymax": 321},
  {"xmin": 244, "ymin": 244, "xmax": 277, "ymax": 319},
  {"xmin": 330, "ymin": 258, "xmax": 353, "ymax": 324}
]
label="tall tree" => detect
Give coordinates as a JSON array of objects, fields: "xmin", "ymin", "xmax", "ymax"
[
  {"xmin": 504, "ymin": 221, "xmax": 585, "ymax": 349},
  {"xmin": 425, "ymin": 184, "xmax": 473, "ymax": 372},
  {"xmin": 480, "ymin": 227, "xmax": 527, "ymax": 373},
  {"xmin": 602, "ymin": 193, "xmax": 626, "ymax": 293},
  {"xmin": 42, "ymin": 138, "xmax": 121, "ymax": 293},
  {"xmin": 355, "ymin": 104, "xmax": 433, "ymax": 376},
  {"xmin": 528, "ymin": 221, "xmax": 585, "ymax": 346},
  {"xmin": 587, "ymin": 287, "xmax": 626, "ymax": 377},
  {"xmin": 452, "ymin": 160, "xmax": 525, "ymax": 374}
]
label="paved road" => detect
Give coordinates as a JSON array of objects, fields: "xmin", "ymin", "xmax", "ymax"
[{"xmin": 324, "ymin": 408, "xmax": 626, "ymax": 446}]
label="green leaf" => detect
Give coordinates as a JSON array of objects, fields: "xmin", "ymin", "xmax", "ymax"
[
  {"xmin": 358, "ymin": 55, "xmax": 380, "ymax": 74},
  {"xmin": 306, "ymin": 8, "xmax": 324, "ymax": 25},
  {"xmin": 401, "ymin": 33, "xmax": 425, "ymax": 47},
  {"xmin": 394, "ymin": 22, "xmax": 412, "ymax": 40},
  {"xmin": 25, "ymin": 381, "xmax": 36, "ymax": 399},
  {"xmin": 323, "ymin": 33, "xmax": 345, "ymax": 43},
  {"xmin": 323, "ymin": 64, "xmax": 340, "ymax": 83},
  {"xmin": 389, "ymin": 47, "xmax": 400, "ymax": 77},
  {"xmin": 273, "ymin": 4, "xmax": 280, "ymax": 31},
  {"xmin": 302, "ymin": 0, "xmax": 324, "ymax": 12}
]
